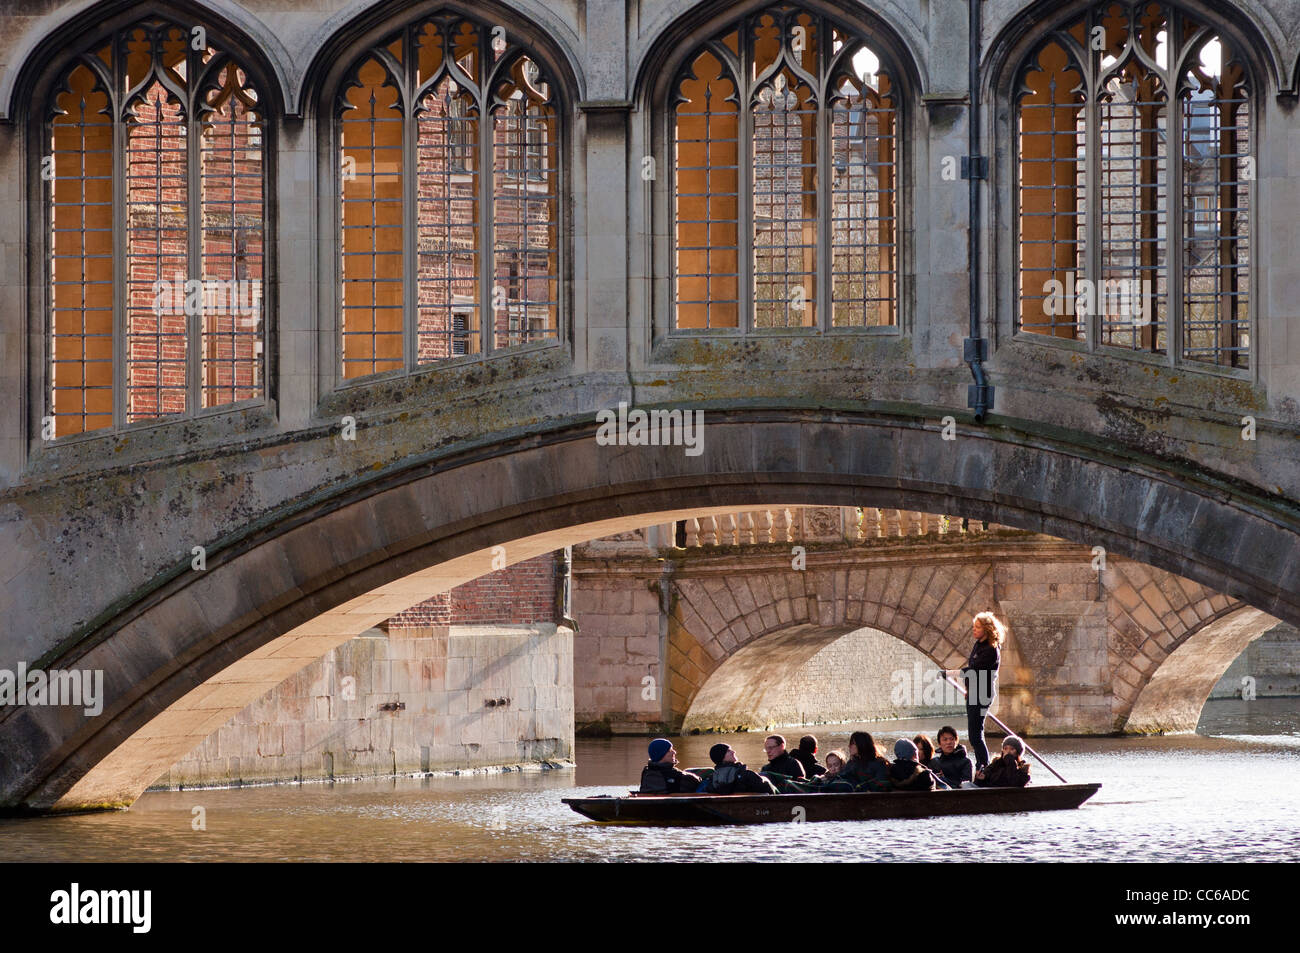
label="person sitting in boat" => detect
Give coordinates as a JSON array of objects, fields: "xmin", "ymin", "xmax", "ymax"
[
  {"xmin": 802, "ymin": 748, "xmax": 848, "ymax": 790},
  {"xmin": 791, "ymin": 735, "xmax": 827, "ymax": 778},
  {"xmin": 702, "ymin": 743, "xmax": 779, "ymax": 795},
  {"xmin": 761, "ymin": 734, "xmax": 807, "ymax": 781},
  {"xmin": 931, "ymin": 725, "xmax": 975, "ymax": 790},
  {"xmin": 913, "ymin": 733, "xmax": 950, "ymax": 789},
  {"xmin": 639, "ymin": 738, "xmax": 701, "ymax": 794},
  {"xmin": 833, "ymin": 731, "xmax": 891, "ymax": 791},
  {"xmin": 887, "ymin": 738, "xmax": 939, "ymax": 792},
  {"xmin": 972, "ymin": 736, "xmax": 1031, "ymax": 788},
  {"xmin": 912, "ymin": 733, "xmax": 938, "ymax": 771}
]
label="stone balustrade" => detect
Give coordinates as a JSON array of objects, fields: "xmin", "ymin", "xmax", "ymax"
[{"xmin": 664, "ymin": 507, "xmax": 1016, "ymax": 549}]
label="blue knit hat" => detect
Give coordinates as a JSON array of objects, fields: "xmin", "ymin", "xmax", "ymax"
[
  {"xmin": 894, "ymin": 738, "xmax": 918, "ymax": 761},
  {"xmin": 648, "ymin": 738, "xmax": 673, "ymax": 762}
]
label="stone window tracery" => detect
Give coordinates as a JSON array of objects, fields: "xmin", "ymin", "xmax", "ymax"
[
  {"xmin": 671, "ymin": 4, "xmax": 898, "ymax": 331},
  {"xmin": 46, "ymin": 19, "xmax": 267, "ymax": 437},
  {"xmin": 1016, "ymin": 1, "xmax": 1251, "ymax": 370},
  {"xmin": 338, "ymin": 14, "xmax": 560, "ymax": 380}
]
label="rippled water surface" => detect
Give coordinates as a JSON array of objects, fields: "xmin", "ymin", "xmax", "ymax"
[{"xmin": 3, "ymin": 699, "xmax": 1297, "ymax": 862}]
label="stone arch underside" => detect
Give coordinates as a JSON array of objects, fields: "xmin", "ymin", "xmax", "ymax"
[
  {"xmin": 679, "ymin": 623, "xmax": 962, "ymax": 732},
  {"xmin": 667, "ymin": 558, "xmax": 996, "ymax": 724},
  {"xmin": 1126, "ymin": 606, "xmax": 1279, "ymax": 733},
  {"xmin": 3, "ymin": 413, "xmax": 1300, "ymax": 811}
]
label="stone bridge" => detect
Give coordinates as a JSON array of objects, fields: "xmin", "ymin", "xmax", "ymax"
[
  {"xmin": 572, "ymin": 508, "xmax": 1282, "ymax": 735},
  {"xmin": 1, "ymin": 0, "xmax": 1300, "ymax": 811}
]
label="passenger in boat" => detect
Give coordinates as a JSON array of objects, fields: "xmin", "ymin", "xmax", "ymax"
[
  {"xmin": 887, "ymin": 738, "xmax": 939, "ymax": 791},
  {"xmin": 913, "ymin": 733, "xmax": 950, "ymax": 789},
  {"xmin": 761, "ymin": 734, "xmax": 807, "ymax": 781},
  {"xmin": 951, "ymin": 611, "xmax": 1006, "ymax": 770},
  {"xmin": 973, "ymin": 735, "xmax": 1031, "ymax": 788},
  {"xmin": 931, "ymin": 725, "xmax": 975, "ymax": 790},
  {"xmin": 802, "ymin": 748, "xmax": 848, "ymax": 791},
  {"xmin": 792, "ymin": 735, "xmax": 827, "ymax": 777},
  {"xmin": 913, "ymin": 733, "xmax": 936, "ymax": 768},
  {"xmin": 703, "ymin": 743, "xmax": 779, "ymax": 795},
  {"xmin": 835, "ymin": 731, "xmax": 891, "ymax": 791},
  {"xmin": 639, "ymin": 738, "xmax": 702, "ymax": 794}
]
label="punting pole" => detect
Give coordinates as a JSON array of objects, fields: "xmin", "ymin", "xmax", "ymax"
[{"xmin": 943, "ymin": 674, "xmax": 1070, "ymax": 783}]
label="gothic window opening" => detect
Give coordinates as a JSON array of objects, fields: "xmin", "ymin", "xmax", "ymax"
[
  {"xmin": 338, "ymin": 16, "xmax": 560, "ymax": 380},
  {"xmin": 671, "ymin": 5, "xmax": 898, "ymax": 331},
  {"xmin": 46, "ymin": 21, "xmax": 266, "ymax": 438},
  {"xmin": 1016, "ymin": 2, "xmax": 1251, "ymax": 370}
]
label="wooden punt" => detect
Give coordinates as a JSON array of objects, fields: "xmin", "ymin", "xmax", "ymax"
[{"xmin": 562, "ymin": 782, "xmax": 1101, "ymax": 825}]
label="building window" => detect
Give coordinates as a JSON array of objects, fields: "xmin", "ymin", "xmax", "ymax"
[
  {"xmin": 671, "ymin": 4, "xmax": 898, "ymax": 331},
  {"xmin": 45, "ymin": 19, "xmax": 266, "ymax": 438},
  {"xmin": 1016, "ymin": 1, "xmax": 1250, "ymax": 370},
  {"xmin": 338, "ymin": 15, "xmax": 560, "ymax": 380}
]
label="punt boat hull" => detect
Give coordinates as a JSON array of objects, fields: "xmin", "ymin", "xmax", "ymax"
[{"xmin": 562, "ymin": 782, "xmax": 1101, "ymax": 825}]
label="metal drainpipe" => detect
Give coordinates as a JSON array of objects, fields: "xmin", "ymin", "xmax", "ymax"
[
  {"xmin": 963, "ymin": 0, "xmax": 994, "ymax": 421},
  {"xmin": 558, "ymin": 546, "xmax": 579, "ymax": 633}
]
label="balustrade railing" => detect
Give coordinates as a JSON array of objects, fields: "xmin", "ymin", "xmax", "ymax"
[{"xmin": 664, "ymin": 507, "xmax": 1016, "ymax": 550}]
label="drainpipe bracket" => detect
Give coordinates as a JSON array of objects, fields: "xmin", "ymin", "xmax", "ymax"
[
  {"xmin": 961, "ymin": 155, "xmax": 988, "ymax": 180},
  {"xmin": 963, "ymin": 337, "xmax": 989, "ymax": 363}
]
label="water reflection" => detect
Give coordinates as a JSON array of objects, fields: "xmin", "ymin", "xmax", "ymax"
[{"xmin": 1, "ymin": 699, "xmax": 1296, "ymax": 862}]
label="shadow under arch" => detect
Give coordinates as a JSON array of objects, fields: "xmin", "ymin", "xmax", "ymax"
[
  {"xmin": 4, "ymin": 409, "xmax": 1300, "ymax": 811},
  {"xmin": 679, "ymin": 623, "xmax": 963, "ymax": 733},
  {"xmin": 1, "ymin": 0, "xmax": 292, "ymax": 124},
  {"xmin": 1126, "ymin": 605, "xmax": 1278, "ymax": 733}
]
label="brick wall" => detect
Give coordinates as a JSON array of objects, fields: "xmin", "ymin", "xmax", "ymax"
[{"xmin": 388, "ymin": 552, "xmax": 559, "ymax": 628}]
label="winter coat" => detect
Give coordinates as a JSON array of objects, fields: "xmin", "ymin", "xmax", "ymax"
[
  {"xmin": 763, "ymin": 752, "xmax": 806, "ymax": 780},
  {"xmin": 975, "ymin": 754, "xmax": 1030, "ymax": 788},
  {"xmin": 792, "ymin": 748, "xmax": 826, "ymax": 777},
  {"xmin": 932, "ymin": 744, "xmax": 975, "ymax": 789},
  {"xmin": 705, "ymin": 761, "xmax": 779, "ymax": 795},
  {"xmin": 837, "ymin": 755, "xmax": 891, "ymax": 791},
  {"xmin": 962, "ymin": 640, "xmax": 1001, "ymax": 707},
  {"xmin": 639, "ymin": 761, "xmax": 702, "ymax": 794},
  {"xmin": 887, "ymin": 759, "xmax": 938, "ymax": 791}
]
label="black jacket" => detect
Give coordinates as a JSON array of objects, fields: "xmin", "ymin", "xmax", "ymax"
[
  {"xmin": 706, "ymin": 761, "xmax": 779, "ymax": 795},
  {"xmin": 962, "ymin": 640, "xmax": 1001, "ymax": 707},
  {"xmin": 975, "ymin": 754, "xmax": 1030, "ymax": 788},
  {"xmin": 639, "ymin": 761, "xmax": 701, "ymax": 794},
  {"xmin": 837, "ymin": 755, "xmax": 890, "ymax": 791},
  {"xmin": 791, "ymin": 749, "xmax": 826, "ymax": 777},
  {"xmin": 932, "ymin": 744, "xmax": 975, "ymax": 788},
  {"xmin": 887, "ymin": 759, "xmax": 938, "ymax": 791},
  {"xmin": 763, "ymin": 752, "xmax": 806, "ymax": 779}
]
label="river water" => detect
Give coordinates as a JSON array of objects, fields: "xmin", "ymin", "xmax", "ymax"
[{"xmin": 2, "ymin": 698, "xmax": 1297, "ymax": 862}]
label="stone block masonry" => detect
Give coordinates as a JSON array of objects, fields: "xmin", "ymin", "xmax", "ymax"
[
  {"xmin": 683, "ymin": 626, "xmax": 964, "ymax": 732},
  {"xmin": 155, "ymin": 624, "xmax": 573, "ymax": 789},
  {"xmin": 1210, "ymin": 623, "xmax": 1300, "ymax": 698},
  {"xmin": 154, "ymin": 554, "xmax": 571, "ymax": 788}
]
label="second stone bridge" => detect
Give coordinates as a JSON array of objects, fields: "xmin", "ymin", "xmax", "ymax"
[{"xmin": 573, "ymin": 507, "xmax": 1281, "ymax": 736}]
